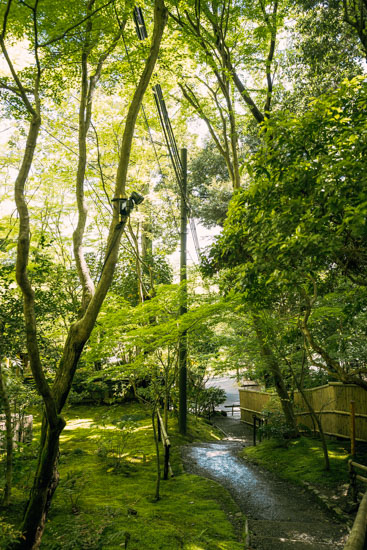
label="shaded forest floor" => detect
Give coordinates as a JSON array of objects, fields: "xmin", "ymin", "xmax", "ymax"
[{"xmin": 1, "ymin": 403, "xmax": 246, "ymax": 549}]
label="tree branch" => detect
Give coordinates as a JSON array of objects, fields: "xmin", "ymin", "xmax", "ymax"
[
  {"xmin": 0, "ymin": 38, "xmax": 36, "ymax": 115},
  {"xmin": 1, "ymin": 0, "xmax": 12, "ymax": 40},
  {"xmin": 0, "ymin": 80, "xmax": 33, "ymax": 96},
  {"xmin": 39, "ymin": 0, "xmax": 116, "ymax": 47},
  {"xmin": 264, "ymin": 0, "xmax": 278, "ymax": 115},
  {"xmin": 52, "ymin": 0, "xmax": 168, "ymax": 411}
]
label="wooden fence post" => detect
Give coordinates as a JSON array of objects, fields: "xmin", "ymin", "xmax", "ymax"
[{"xmin": 350, "ymin": 401, "xmax": 356, "ymax": 458}]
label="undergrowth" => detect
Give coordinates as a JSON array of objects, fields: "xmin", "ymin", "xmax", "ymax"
[{"xmin": 1, "ymin": 403, "xmax": 245, "ymax": 549}]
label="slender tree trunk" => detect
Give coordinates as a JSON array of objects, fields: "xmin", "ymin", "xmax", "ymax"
[
  {"xmin": 152, "ymin": 411, "xmax": 161, "ymax": 501},
  {"xmin": 286, "ymin": 350, "xmax": 330, "ymax": 469},
  {"xmin": 129, "ymin": 223, "xmax": 145, "ymax": 303},
  {"xmin": 0, "ymin": 360, "xmax": 13, "ymax": 506},
  {"xmin": 142, "ymin": 217, "xmax": 154, "ymax": 296},
  {"xmin": 252, "ymin": 314, "xmax": 299, "ymax": 436},
  {"xmin": 297, "ymin": 383, "xmax": 330, "ymax": 470}
]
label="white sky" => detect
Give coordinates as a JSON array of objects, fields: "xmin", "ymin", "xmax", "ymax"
[{"xmin": 169, "ymin": 220, "xmax": 221, "ymax": 281}]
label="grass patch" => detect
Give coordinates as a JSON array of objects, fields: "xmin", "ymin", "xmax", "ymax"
[
  {"xmin": 1, "ymin": 403, "xmax": 245, "ymax": 549},
  {"xmin": 242, "ymin": 436, "xmax": 350, "ymax": 488}
]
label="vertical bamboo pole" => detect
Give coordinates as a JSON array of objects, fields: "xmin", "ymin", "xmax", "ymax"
[
  {"xmin": 179, "ymin": 148, "xmax": 188, "ymax": 435},
  {"xmin": 350, "ymin": 400, "xmax": 356, "ymax": 458}
]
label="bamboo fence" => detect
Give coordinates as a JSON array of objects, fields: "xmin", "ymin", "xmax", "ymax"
[{"xmin": 239, "ymin": 382, "xmax": 367, "ymax": 442}]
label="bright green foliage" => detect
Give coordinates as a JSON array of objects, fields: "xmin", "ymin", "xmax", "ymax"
[
  {"xmin": 75, "ymin": 283, "xmax": 228, "ymax": 407},
  {"xmin": 0, "ymin": 516, "xmax": 21, "ymax": 548},
  {"xmin": 211, "ymin": 77, "xmax": 367, "ymax": 295},
  {"xmin": 202, "ymin": 76, "xmax": 367, "ymax": 389},
  {"xmin": 279, "ymin": 0, "xmax": 362, "ymax": 113},
  {"xmin": 188, "ymin": 142, "xmax": 233, "ymax": 227},
  {"xmin": 0, "ymin": 232, "xmax": 79, "ymax": 370}
]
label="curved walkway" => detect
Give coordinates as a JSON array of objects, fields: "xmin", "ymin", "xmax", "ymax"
[{"xmin": 182, "ymin": 417, "xmax": 348, "ymax": 549}]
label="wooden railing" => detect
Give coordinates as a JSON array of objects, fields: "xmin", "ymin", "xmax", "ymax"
[
  {"xmin": 349, "ymin": 460, "xmax": 367, "ymax": 503},
  {"xmin": 224, "ymin": 403, "xmax": 240, "ymax": 416},
  {"xmin": 343, "ymin": 491, "xmax": 367, "ymax": 550},
  {"xmin": 344, "ymin": 459, "xmax": 367, "ymax": 550},
  {"xmin": 344, "ymin": 461, "xmax": 367, "ymax": 550}
]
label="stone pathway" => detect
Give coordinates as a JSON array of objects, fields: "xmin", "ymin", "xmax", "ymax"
[{"xmin": 182, "ymin": 416, "xmax": 348, "ymax": 549}]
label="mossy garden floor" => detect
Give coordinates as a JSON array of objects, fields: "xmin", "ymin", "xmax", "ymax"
[
  {"xmin": 242, "ymin": 436, "xmax": 353, "ymax": 488},
  {"xmin": 2, "ymin": 403, "xmax": 246, "ymax": 549}
]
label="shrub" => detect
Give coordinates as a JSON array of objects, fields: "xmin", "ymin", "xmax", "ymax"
[
  {"xmin": 0, "ymin": 517, "xmax": 21, "ymax": 548},
  {"xmin": 259, "ymin": 409, "xmax": 296, "ymax": 446},
  {"xmin": 190, "ymin": 386, "xmax": 227, "ymax": 418}
]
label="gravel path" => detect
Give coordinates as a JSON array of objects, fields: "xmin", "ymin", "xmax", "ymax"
[{"xmin": 182, "ymin": 416, "xmax": 348, "ymax": 549}]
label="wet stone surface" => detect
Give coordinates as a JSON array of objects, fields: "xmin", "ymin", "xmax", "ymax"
[{"xmin": 182, "ymin": 417, "xmax": 348, "ymax": 549}]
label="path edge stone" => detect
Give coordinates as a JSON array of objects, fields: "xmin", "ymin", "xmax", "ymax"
[{"xmin": 302, "ymin": 481, "xmax": 353, "ymax": 528}]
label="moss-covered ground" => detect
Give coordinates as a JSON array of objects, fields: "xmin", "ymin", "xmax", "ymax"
[
  {"xmin": 2, "ymin": 403, "xmax": 246, "ymax": 549},
  {"xmin": 242, "ymin": 436, "xmax": 352, "ymax": 488}
]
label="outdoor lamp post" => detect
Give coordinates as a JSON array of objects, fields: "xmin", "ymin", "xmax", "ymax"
[{"xmin": 112, "ymin": 192, "xmax": 144, "ymax": 219}]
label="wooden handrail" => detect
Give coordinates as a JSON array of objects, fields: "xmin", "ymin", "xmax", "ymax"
[
  {"xmin": 157, "ymin": 410, "xmax": 170, "ymax": 447},
  {"xmin": 349, "ymin": 460, "xmax": 367, "ymax": 504},
  {"xmin": 156, "ymin": 410, "xmax": 172, "ymax": 480},
  {"xmin": 294, "ymin": 410, "xmax": 367, "ymax": 420},
  {"xmin": 350, "ymin": 461, "xmax": 367, "ymax": 474}
]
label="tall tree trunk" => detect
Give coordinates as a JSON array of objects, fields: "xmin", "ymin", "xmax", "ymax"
[
  {"xmin": 18, "ymin": 417, "xmax": 65, "ymax": 549},
  {"xmin": 0, "ymin": 360, "xmax": 13, "ymax": 506},
  {"xmin": 10, "ymin": 2, "xmax": 167, "ymax": 548},
  {"xmin": 252, "ymin": 314, "xmax": 299, "ymax": 436}
]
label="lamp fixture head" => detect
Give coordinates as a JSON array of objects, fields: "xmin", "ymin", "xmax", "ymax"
[
  {"xmin": 112, "ymin": 191, "xmax": 144, "ymax": 218},
  {"xmin": 130, "ymin": 191, "xmax": 144, "ymax": 205}
]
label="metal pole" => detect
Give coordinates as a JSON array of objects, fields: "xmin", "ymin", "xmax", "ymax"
[{"xmin": 179, "ymin": 148, "xmax": 188, "ymax": 435}]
